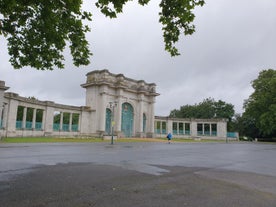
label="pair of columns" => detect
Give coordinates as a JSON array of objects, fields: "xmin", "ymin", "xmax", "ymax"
[
  {"xmin": 172, "ymin": 122, "xmax": 190, "ymax": 135},
  {"xmin": 197, "ymin": 123, "xmax": 217, "ymax": 136},
  {"xmin": 20, "ymin": 107, "xmax": 44, "ymax": 130},
  {"xmin": 55, "ymin": 112, "xmax": 80, "ymax": 131}
]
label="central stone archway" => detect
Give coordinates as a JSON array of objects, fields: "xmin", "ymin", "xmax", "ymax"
[
  {"xmin": 81, "ymin": 70, "xmax": 159, "ymax": 138},
  {"xmin": 121, "ymin": 103, "xmax": 133, "ymax": 137}
]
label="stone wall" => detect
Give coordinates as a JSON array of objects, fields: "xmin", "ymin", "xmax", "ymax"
[
  {"xmin": 154, "ymin": 116, "xmax": 228, "ymax": 139},
  {"xmin": 0, "ymin": 70, "xmax": 229, "ymax": 139},
  {"xmin": 0, "ymin": 92, "xmax": 92, "ymax": 138},
  {"xmin": 81, "ymin": 70, "xmax": 159, "ymax": 138}
]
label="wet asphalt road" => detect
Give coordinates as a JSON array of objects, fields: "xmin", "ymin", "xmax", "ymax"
[{"xmin": 1, "ymin": 142, "xmax": 276, "ymax": 206}]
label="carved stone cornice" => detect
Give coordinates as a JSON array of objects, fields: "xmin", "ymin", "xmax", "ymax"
[
  {"xmin": 0, "ymin": 81, "xmax": 10, "ymax": 91},
  {"xmin": 81, "ymin": 69, "xmax": 160, "ymax": 97}
]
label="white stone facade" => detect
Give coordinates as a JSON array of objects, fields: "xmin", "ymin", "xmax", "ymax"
[
  {"xmin": 81, "ymin": 70, "xmax": 159, "ymax": 138},
  {"xmin": 154, "ymin": 117, "xmax": 227, "ymax": 139},
  {"xmin": 0, "ymin": 70, "xmax": 228, "ymax": 139}
]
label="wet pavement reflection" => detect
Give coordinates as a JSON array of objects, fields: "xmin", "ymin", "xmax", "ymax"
[{"xmin": 1, "ymin": 142, "xmax": 276, "ymax": 180}]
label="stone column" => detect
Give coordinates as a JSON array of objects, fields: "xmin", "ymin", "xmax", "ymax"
[
  {"xmin": 98, "ymin": 85, "xmax": 107, "ymax": 134},
  {"xmin": 78, "ymin": 113, "xmax": 81, "ymax": 131},
  {"xmin": 0, "ymin": 81, "xmax": 9, "ymax": 128},
  {"xmin": 0, "ymin": 105, "xmax": 3, "ymax": 128},
  {"xmin": 22, "ymin": 107, "xmax": 27, "ymax": 129},
  {"xmin": 217, "ymin": 120, "xmax": 227, "ymax": 138},
  {"xmin": 100, "ymin": 94, "xmax": 107, "ymax": 132},
  {"xmin": 5, "ymin": 98, "xmax": 18, "ymax": 135},
  {"xmin": 137, "ymin": 94, "xmax": 144, "ymax": 137},
  {"xmin": 41, "ymin": 110, "xmax": 45, "ymax": 130},
  {"xmin": 44, "ymin": 102, "xmax": 55, "ymax": 135},
  {"xmin": 0, "ymin": 107, "xmax": 2, "ymax": 128},
  {"xmin": 190, "ymin": 119, "xmax": 197, "ymax": 137},
  {"xmin": 69, "ymin": 113, "xmax": 72, "ymax": 131},
  {"xmin": 115, "ymin": 94, "xmax": 122, "ymax": 134},
  {"xmin": 167, "ymin": 119, "xmax": 172, "ymax": 134},
  {"xmin": 147, "ymin": 99, "xmax": 155, "ymax": 137},
  {"xmin": 2, "ymin": 103, "xmax": 8, "ymax": 129},
  {"xmin": 32, "ymin": 108, "xmax": 37, "ymax": 129},
  {"xmin": 60, "ymin": 112, "xmax": 63, "ymax": 131}
]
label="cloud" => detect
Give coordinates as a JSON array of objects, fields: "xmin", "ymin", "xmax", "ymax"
[{"xmin": 1, "ymin": 0, "xmax": 275, "ymax": 116}]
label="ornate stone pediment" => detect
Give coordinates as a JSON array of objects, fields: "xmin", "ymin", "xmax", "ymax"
[{"xmin": 82, "ymin": 69, "xmax": 159, "ymax": 96}]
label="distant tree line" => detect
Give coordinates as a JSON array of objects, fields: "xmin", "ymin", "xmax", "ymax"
[
  {"xmin": 169, "ymin": 69, "xmax": 276, "ymax": 141},
  {"xmin": 169, "ymin": 98, "xmax": 234, "ymax": 121}
]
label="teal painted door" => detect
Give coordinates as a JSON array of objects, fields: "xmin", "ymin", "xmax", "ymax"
[
  {"xmin": 105, "ymin": 108, "xmax": 111, "ymax": 135},
  {"xmin": 121, "ymin": 103, "xmax": 133, "ymax": 137}
]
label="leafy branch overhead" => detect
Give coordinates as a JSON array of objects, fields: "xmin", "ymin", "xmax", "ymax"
[
  {"xmin": 0, "ymin": 0, "xmax": 205, "ymax": 70},
  {"xmin": 159, "ymin": 0, "xmax": 204, "ymax": 56},
  {"xmin": 0, "ymin": 0, "xmax": 92, "ymax": 70}
]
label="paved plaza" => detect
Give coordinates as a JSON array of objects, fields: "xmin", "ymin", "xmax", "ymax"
[{"xmin": 1, "ymin": 141, "xmax": 276, "ymax": 206}]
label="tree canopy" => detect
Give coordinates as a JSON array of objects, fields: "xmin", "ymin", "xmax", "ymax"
[
  {"xmin": 0, "ymin": 0, "xmax": 205, "ymax": 70},
  {"xmin": 243, "ymin": 69, "xmax": 276, "ymax": 138},
  {"xmin": 169, "ymin": 98, "xmax": 235, "ymax": 121}
]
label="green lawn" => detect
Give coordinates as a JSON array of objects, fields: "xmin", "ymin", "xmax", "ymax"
[
  {"xmin": 0, "ymin": 137, "xmax": 105, "ymax": 143},
  {"xmin": 0, "ymin": 137, "xmax": 166, "ymax": 143},
  {"xmin": 0, "ymin": 137, "xmax": 230, "ymax": 143}
]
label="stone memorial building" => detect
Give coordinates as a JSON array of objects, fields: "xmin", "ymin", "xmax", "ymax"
[{"xmin": 0, "ymin": 69, "xmax": 228, "ymax": 139}]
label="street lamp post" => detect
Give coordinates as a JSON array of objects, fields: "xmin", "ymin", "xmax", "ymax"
[{"xmin": 109, "ymin": 101, "xmax": 117, "ymax": 145}]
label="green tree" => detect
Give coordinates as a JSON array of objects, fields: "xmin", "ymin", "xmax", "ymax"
[
  {"xmin": 228, "ymin": 113, "xmax": 260, "ymax": 139},
  {"xmin": 0, "ymin": 0, "xmax": 205, "ymax": 70},
  {"xmin": 169, "ymin": 98, "xmax": 234, "ymax": 120},
  {"xmin": 214, "ymin": 100, "xmax": 235, "ymax": 121},
  {"xmin": 196, "ymin": 98, "xmax": 216, "ymax": 119},
  {"xmin": 243, "ymin": 69, "xmax": 276, "ymax": 138},
  {"xmin": 0, "ymin": 0, "xmax": 92, "ymax": 70}
]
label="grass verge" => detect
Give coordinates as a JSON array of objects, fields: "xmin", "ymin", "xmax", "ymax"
[
  {"xmin": 0, "ymin": 137, "xmax": 105, "ymax": 143},
  {"xmin": 0, "ymin": 137, "xmax": 168, "ymax": 143},
  {"xmin": 0, "ymin": 137, "xmax": 230, "ymax": 143}
]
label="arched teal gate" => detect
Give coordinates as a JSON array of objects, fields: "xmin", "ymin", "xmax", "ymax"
[
  {"xmin": 105, "ymin": 108, "xmax": 112, "ymax": 135},
  {"xmin": 121, "ymin": 103, "xmax": 133, "ymax": 137}
]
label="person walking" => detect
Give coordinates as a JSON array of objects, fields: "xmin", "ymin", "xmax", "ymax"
[{"xmin": 167, "ymin": 132, "xmax": 172, "ymax": 144}]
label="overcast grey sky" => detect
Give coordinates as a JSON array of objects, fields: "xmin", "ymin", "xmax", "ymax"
[{"xmin": 1, "ymin": 0, "xmax": 275, "ymax": 116}]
